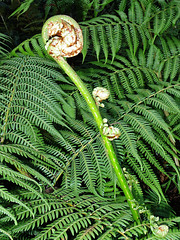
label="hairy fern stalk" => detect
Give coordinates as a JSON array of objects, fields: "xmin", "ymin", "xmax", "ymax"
[{"xmin": 0, "ymin": 0, "xmax": 180, "ymax": 239}]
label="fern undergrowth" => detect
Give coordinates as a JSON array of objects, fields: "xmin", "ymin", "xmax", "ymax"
[{"xmin": 0, "ymin": 0, "xmax": 180, "ymax": 239}]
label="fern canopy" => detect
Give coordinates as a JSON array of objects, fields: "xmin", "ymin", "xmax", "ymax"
[{"xmin": 0, "ymin": 0, "xmax": 180, "ymax": 239}]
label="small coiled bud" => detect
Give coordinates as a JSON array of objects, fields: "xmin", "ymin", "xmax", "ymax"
[
  {"xmin": 92, "ymin": 87, "xmax": 110, "ymax": 107},
  {"xmin": 153, "ymin": 225, "xmax": 169, "ymax": 238},
  {"xmin": 102, "ymin": 119, "xmax": 121, "ymax": 141},
  {"xmin": 42, "ymin": 15, "xmax": 83, "ymax": 58}
]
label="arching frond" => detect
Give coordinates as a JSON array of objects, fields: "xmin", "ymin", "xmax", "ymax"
[
  {"xmin": 10, "ymin": 34, "xmax": 50, "ymax": 58},
  {"xmin": 81, "ymin": 15, "xmax": 122, "ymax": 62},
  {"xmin": 0, "ymin": 189, "xmax": 134, "ymax": 240},
  {"xmin": 0, "ymin": 34, "xmax": 12, "ymax": 59},
  {"xmin": 159, "ymin": 37, "xmax": 180, "ymax": 81},
  {"xmin": 0, "ymin": 56, "xmax": 68, "ymax": 145}
]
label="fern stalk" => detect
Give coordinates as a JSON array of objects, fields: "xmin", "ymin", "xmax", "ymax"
[{"xmin": 42, "ymin": 15, "xmax": 140, "ymax": 223}]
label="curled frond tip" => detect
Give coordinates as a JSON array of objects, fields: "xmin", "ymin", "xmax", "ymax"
[{"xmin": 42, "ymin": 15, "xmax": 83, "ymax": 58}]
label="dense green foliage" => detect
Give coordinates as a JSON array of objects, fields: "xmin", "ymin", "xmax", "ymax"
[{"xmin": 0, "ymin": 0, "xmax": 180, "ymax": 239}]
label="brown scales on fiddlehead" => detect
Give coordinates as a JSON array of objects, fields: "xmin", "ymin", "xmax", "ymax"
[{"xmin": 42, "ymin": 15, "xmax": 83, "ymax": 59}]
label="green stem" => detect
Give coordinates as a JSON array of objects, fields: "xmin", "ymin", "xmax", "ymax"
[{"xmin": 55, "ymin": 56, "xmax": 140, "ymax": 223}]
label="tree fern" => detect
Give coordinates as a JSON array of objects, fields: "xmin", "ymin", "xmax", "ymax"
[
  {"xmin": 4, "ymin": 41, "xmax": 178, "ymax": 204},
  {"xmin": 0, "ymin": 0, "xmax": 179, "ymax": 238},
  {"xmin": 72, "ymin": 57, "xmax": 179, "ymax": 201}
]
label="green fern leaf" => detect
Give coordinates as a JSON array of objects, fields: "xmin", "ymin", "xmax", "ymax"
[
  {"xmin": 0, "ymin": 229, "xmax": 13, "ymax": 240},
  {"xmin": 124, "ymin": 113, "xmax": 165, "ymax": 157},
  {"xmin": 123, "ymin": 23, "xmax": 133, "ymax": 55},
  {"xmin": 134, "ymin": 105, "xmax": 173, "ymax": 141},
  {"xmin": 0, "ymin": 205, "xmax": 17, "ymax": 225},
  {"xmin": 90, "ymin": 25, "xmax": 101, "ymax": 61},
  {"xmin": 98, "ymin": 25, "xmax": 109, "ymax": 62},
  {"xmin": 81, "ymin": 27, "xmax": 90, "ymax": 62},
  {"xmin": 10, "ymin": 34, "xmax": 49, "ymax": 58},
  {"xmin": 81, "ymin": 15, "xmax": 123, "ymax": 61},
  {"xmin": 0, "ymin": 185, "xmax": 33, "ymax": 217},
  {"xmin": 159, "ymin": 37, "xmax": 180, "ymax": 81},
  {"xmin": 117, "ymin": 121, "xmax": 142, "ymax": 169},
  {"xmin": 127, "ymin": 156, "xmax": 164, "ymax": 202},
  {"xmin": 0, "ymin": 33, "xmax": 12, "ymax": 58},
  {"xmin": 0, "ymin": 56, "xmax": 68, "ymax": 144}
]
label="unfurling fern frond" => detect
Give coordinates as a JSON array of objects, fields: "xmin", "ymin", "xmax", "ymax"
[
  {"xmin": 73, "ymin": 54, "xmax": 180, "ymax": 199},
  {"xmin": 9, "ymin": 1, "xmax": 179, "ymax": 63}
]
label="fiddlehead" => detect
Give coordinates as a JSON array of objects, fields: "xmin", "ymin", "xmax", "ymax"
[
  {"xmin": 42, "ymin": 15, "xmax": 83, "ymax": 58},
  {"xmin": 42, "ymin": 15, "xmax": 140, "ymax": 224}
]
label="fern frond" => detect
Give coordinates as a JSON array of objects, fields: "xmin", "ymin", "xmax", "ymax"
[
  {"xmin": 0, "ymin": 56, "xmax": 69, "ymax": 144},
  {"xmin": 0, "ymin": 228, "xmax": 13, "ymax": 240},
  {"xmin": 0, "ymin": 33, "xmax": 12, "ymax": 59},
  {"xmin": 137, "ymin": 141, "xmax": 167, "ymax": 176},
  {"xmin": 0, "ymin": 145, "xmax": 54, "ymax": 187},
  {"xmin": 81, "ymin": 14, "xmax": 122, "ymax": 62},
  {"xmin": 0, "ymin": 189, "xmax": 133, "ymax": 239},
  {"xmin": 0, "ymin": 205, "xmax": 17, "ymax": 226},
  {"xmin": 134, "ymin": 105, "xmax": 173, "ymax": 137},
  {"xmin": 10, "ymin": 34, "xmax": 50, "ymax": 58},
  {"xmin": 124, "ymin": 113, "xmax": 165, "ymax": 156},
  {"xmin": 0, "ymin": 185, "xmax": 33, "ymax": 217},
  {"xmin": 0, "ymin": 163, "xmax": 49, "ymax": 203},
  {"xmin": 81, "ymin": 12, "xmax": 150, "ymax": 60},
  {"xmin": 127, "ymin": 156, "xmax": 164, "ymax": 202},
  {"xmin": 151, "ymin": 91, "xmax": 180, "ymax": 114},
  {"xmin": 87, "ymin": 143, "xmax": 107, "ymax": 195},
  {"xmin": 116, "ymin": 121, "xmax": 142, "ymax": 168},
  {"xmin": 155, "ymin": 6, "xmax": 177, "ymax": 34},
  {"xmin": 57, "ymin": 118, "xmax": 113, "ymax": 194},
  {"xmin": 159, "ymin": 37, "xmax": 180, "ymax": 81},
  {"xmin": 0, "ymin": 1, "xmax": 179, "ymax": 238},
  {"xmin": 146, "ymin": 190, "xmax": 175, "ymax": 218},
  {"xmin": 125, "ymin": 216, "xmax": 180, "ymax": 239},
  {"xmin": 154, "ymin": 129, "xmax": 180, "ymax": 176},
  {"xmin": 142, "ymin": 229, "xmax": 180, "ymax": 239},
  {"xmin": 88, "ymin": 56, "xmax": 161, "ymax": 99},
  {"xmin": 9, "ymin": 0, "xmax": 35, "ymax": 17}
]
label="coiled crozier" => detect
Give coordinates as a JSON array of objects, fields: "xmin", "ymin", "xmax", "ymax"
[{"xmin": 42, "ymin": 15, "xmax": 83, "ymax": 58}]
